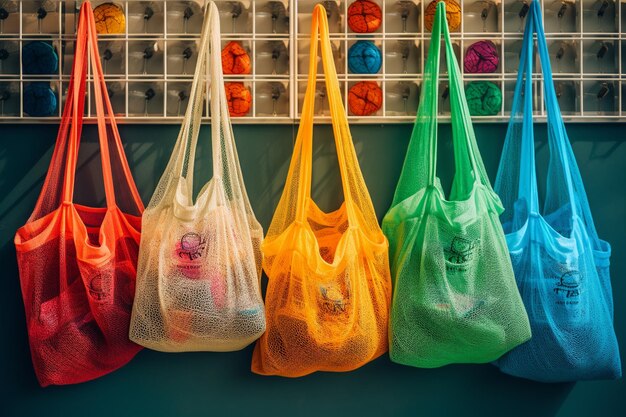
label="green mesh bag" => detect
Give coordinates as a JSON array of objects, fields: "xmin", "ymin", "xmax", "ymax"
[{"xmin": 382, "ymin": 2, "xmax": 531, "ymax": 368}]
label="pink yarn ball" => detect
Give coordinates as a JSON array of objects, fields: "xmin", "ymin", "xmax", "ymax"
[{"xmin": 464, "ymin": 40, "xmax": 499, "ymax": 74}]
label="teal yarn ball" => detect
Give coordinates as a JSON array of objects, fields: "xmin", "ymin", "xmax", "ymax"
[
  {"xmin": 22, "ymin": 41, "xmax": 58, "ymax": 75},
  {"xmin": 24, "ymin": 83, "xmax": 57, "ymax": 117},
  {"xmin": 348, "ymin": 40, "xmax": 382, "ymax": 74},
  {"xmin": 465, "ymin": 81, "xmax": 502, "ymax": 116}
]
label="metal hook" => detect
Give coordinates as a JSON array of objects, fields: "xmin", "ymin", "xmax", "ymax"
[
  {"xmin": 519, "ymin": 2, "xmax": 530, "ymax": 19},
  {"xmin": 597, "ymin": 0, "xmax": 609, "ymax": 18},
  {"xmin": 596, "ymin": 82, "xmax": 609, "ymax": 100},
  {"xmin": 596, "ymin": 42, "xmax": 608, "ymax": 59},
  {"xmin": 557, "ymin": 2, "xmax": 568, "ymax": 19}
]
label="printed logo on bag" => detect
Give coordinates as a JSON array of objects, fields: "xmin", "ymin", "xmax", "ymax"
[
  {"xmin": 548, "ymin": 267, "xmax": 588, "ymax": 322},
  {"xmin": 175, "ymin": 232, "xmax": 208, "ymax": 279},
  {"xmin": 177, "ymin": 232, "xmax": 207, "ymax": 261},
  {"xmin": 553, "ymin": 270, "xmax": 582, "ymax": 300},
  {"xmin": 319, "ymin": 284, "xmax": 350, "ymax": 314},
  {"xmin": 444, "ymin": 236, "xmax": 479, "ymax": 272},
  {"xmin": 88, "ymin": 273, "xmax": 109, "ymax": 301}
]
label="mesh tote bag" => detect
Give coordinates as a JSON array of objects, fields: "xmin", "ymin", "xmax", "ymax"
[
  {"xmin": 494, "ymin": 1, "xmax": 621, "ymax": 382},
  {"xmin": 381, "ymin": 1, "xmax": 531, "ymax": 369},
  {"xmin": 14, "ymin": 2, "xmax": 144, "ymax": 387},
  {"xmin": 251, "ymin": 4, "xmax": 392, "ymax": 377},
  {"xmin": 129, "ymin": 2, "xmax": 265, "ymax": 352}
]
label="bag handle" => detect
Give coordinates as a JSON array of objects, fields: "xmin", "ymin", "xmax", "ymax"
[
  {"xmin": 57, "ymin": 3, "xmax": 88, "ymax": 205},
  {"xmin": 391, "ymin": 2, "xmax": 493, "ymax": 207},
  {"xmin": 532, "ymin": 1, "xmax": 579, "ymax": 219},
  {"xmin": 429, "ymin": 1, "xmax": 490, "ymax": 193},
  {"xmin": 293, "ymin": 4, "xmax": 375, "ymax": 225},
  {"xmin": 510, "ymin": 1, "xmax": 540, "ymax": 214},
  {"xmin": 509, "ymin": 0, "xmax": 578, "ymax": 218},
  {"xmin": 167, "ymin": 1, "xmax": 214, "ymax": 195},
  {"xmin": 60, "ymin": 1, "xmax": 143, "ymax": 211},
  {"xmin": 166, "ymin": 2, "xmax": 248, "ymax": 207},
  {"xmin": 87, "ymin": 2, "xmax": 143, "ymax": 211}
]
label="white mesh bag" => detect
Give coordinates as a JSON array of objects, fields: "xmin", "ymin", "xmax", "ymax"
[{"xmin": 129, "ymin": 2, "xmax": 265, "ymax": 352}]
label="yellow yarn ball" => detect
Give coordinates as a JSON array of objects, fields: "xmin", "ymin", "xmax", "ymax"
[
  {"xmin": 94, "ymin": 3, "xmax": 126, "ymax": 34},
  {"xmin": 424, "ymin": 0, "xmax": 461, "ymax": 32}
]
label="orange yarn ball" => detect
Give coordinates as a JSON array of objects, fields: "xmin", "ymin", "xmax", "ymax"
[
  {"xmin": 347, "ymin": 0, "xmax": 382, "ymax": 33},
  {"xmin": 93, "ymin": 3, "xmax": 126, "ymax": 34},
  {"xmin": 225, "ymin": 82, "xmax": 251, "ymax": 117},
  {"xmin": 221, "ymin": 41, "xmax": 251, "ymax": 75},
  {"xmin": 348, "ymin": 81, "xmax": 382, "ymax": 116},
  {"xmin": 424, "ymin": 0, "xmax": 461, "ymax": 32}
]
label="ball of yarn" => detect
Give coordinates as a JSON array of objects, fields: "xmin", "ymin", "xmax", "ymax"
[
  {"xmin": 221, "ymin": 41, "xmax": 251, "ymax": 75},
  {"xmin": 464, "ymin": 40, "xmax": 499, "ymax": 74},
  {"xmin": 348, "ymin": 0, "xmax": 382, "ymax": 33},
  {"xmin": 225, "ymin": 82, "xmax": 251, "ymax": 117},
  {"xmin": 22, "ymin": 41, "xmax": 58, "ymax": 75},
  {"xmin": 424, "ymin": 0, "xmax": 461, "ymax": 32},
  {"xmin": 465, "ymin": 81, "xmax": 502, "ymax": 116},
  {"xmin": 94, "ymin": 3, "xmax": 126, "ymax": 34},
  {"xmin": 348, "ymin": 81, "xmax": 382, "ymax": 116},
  {"xmin": 24, "ymin": 83, "xmax": 57, "ymax": 117},
  {"xmin": 348, "ymin": 41, "xmax": 382, "ymax": 74}
]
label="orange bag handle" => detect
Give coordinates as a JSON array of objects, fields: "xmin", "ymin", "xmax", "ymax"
[
  {"xmin": 60, "ymin": 1, "xmax": 143, "ymax": 211},
  {"xmin": 294, "ymin": 4, "xmax": 368, "ymax": 225}
]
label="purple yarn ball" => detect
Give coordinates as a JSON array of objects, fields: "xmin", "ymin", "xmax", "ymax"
[{"xmin": 464, "ymin": 40, "xmax": 499, "ymax": 74}]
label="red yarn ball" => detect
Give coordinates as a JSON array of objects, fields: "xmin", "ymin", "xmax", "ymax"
[
  {"xmin": 221, "ymin": 41, "xmax": 251, "ymax": 75},
  {"xmin": 225, "ymin": 82, "xmax": 251, "ymax": 117},
  {"xmin": 348, "ymin": 81, "xmax": 382, "ymax": 116},
  {"xmin": 348, "ymin": 0, "xmax": 382, "ymax": 33}
]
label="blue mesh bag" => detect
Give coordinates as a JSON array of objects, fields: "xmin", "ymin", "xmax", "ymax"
[{"xmin": 494, "ymin": 0, "xmax": 621, "ymax": 383}]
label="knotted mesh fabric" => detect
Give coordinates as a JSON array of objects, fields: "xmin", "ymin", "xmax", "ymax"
[
  {"xmin": 494, "ymin": 1, "xmax": 621, "ymax": 382},
  {"xmin": 382, "ymin": 1, "xmax": 531, "ymax": 369},
  {"xmin": 251, "ymin": 4, "xmax": 391, "ymax": 377},
  {"xmin": 14, "ymin": 2, "xmax": 144, "ymax": 386},
  {"xmin": 129, "ymin": 2, "xmax": 265, "ymax": 352}
]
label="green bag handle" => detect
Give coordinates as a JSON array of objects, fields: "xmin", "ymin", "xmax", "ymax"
[{"xmin": 391, "ymin": 1, "xmax": 494, "ymax": 207}]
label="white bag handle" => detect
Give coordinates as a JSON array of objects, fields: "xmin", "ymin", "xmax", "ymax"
[{"xmin": 165, "ymin": 1, "xmax": 253, "ymax": 211}]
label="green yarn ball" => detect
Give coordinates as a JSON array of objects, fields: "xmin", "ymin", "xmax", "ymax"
[{"xmin": 465, "ymin": 81, "xmax": 502, "ymax": 116}]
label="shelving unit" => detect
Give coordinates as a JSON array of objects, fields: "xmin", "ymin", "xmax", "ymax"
[{"xmin": 0, "ymin": 0, "xmax": 623, "ymax": 123}]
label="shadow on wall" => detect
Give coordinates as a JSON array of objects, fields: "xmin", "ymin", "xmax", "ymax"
[{"xmin": 0, "ymin": 123, "xmax": 623, "ymax": 417}]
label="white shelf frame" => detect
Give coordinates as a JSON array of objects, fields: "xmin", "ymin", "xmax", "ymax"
[{"xmin": 0, "ymin": 0, "xmax": 623, "ymax": 123}]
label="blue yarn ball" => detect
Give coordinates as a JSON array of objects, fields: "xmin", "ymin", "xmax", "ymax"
[
  {"xmin": 348, "ymin": 40, "xmax": 382, "ymax": 74},
  {"xmin": 22, "ymin": 41, "xmax": 58, "ymax": 75},
  {"xmin": 24, "ymin": 83, "xmax": 57, "ymax": 117}
]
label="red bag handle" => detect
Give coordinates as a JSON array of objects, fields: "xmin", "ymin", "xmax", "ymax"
[
  {"xmin": 60, "ymin": 1, "xmax": 143, "ymax": 211},
  {"xmin": 27, "ymin": 4, "xmax": 88, "ymax": 222}
]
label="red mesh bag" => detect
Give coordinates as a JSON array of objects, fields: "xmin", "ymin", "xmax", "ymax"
[{"xmin": 14, "ymin": 2, "xmax": 144, "ymax": 387}]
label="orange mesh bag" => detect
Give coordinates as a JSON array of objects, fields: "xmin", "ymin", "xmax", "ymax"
[
  {"xmin": 129, "ymin": 2, "xmax": 265, "ymax": 353},
  {"xmin": 14, "ymin": 2, "xmax": 143, "ymax": 387},
  {"xmin": 251, "ymin": 4, "xmax": 392, "ymax": 377}
]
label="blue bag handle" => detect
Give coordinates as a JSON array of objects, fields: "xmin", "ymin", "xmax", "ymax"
[
  {"xmin": 511, "ymin": 1, "xmax": 539, "ymax": 214},
  {"xmin": 512, "ymin": 0, "xmax": 579, "ymax": 219}
]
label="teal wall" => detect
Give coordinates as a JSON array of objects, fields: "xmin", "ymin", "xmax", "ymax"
[{"xmin": 0, "ymin": 123, "xmax": 624, "ymax": 417}]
